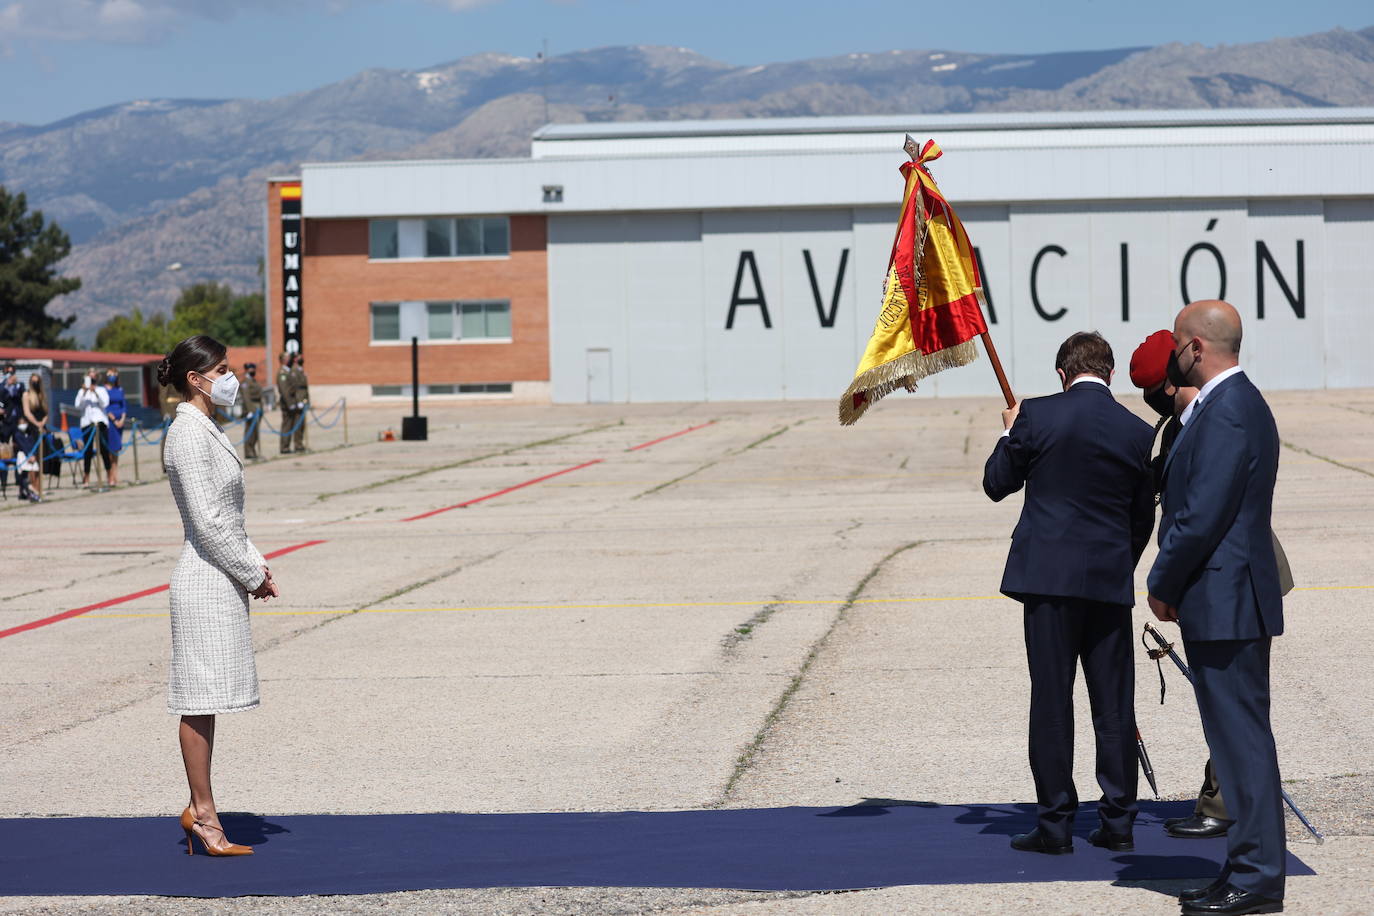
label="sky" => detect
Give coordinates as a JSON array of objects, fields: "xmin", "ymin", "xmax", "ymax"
[{"xmin": 5, "ymin": 0, "xmax": 1373, "ymax": 125}]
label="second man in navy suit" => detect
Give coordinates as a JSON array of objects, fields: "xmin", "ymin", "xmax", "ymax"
[
  {"xmin": 1148, "ymin": 301, "xmax": 1286, "ymax": 916},
  {"xmin": 983, "ymin": 331, "xmax": 1155, "ymax": 855}
]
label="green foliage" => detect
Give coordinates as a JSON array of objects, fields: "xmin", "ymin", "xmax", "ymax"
[
  {"xmin": 94, "ymin": 282, "xmax": 265, "ymax": 353},
  {"xmin": 93, "ymin": 308, "xmax": 173, "ymax": 353},
  {"xmin": 0, "ymin": 185, "xmax": 81, "ymax": 348}
]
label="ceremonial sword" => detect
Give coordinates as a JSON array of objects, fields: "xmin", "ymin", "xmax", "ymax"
[{"xmin": 1143, "ymin": 623, "xmax": 1325, "ymax": 844}]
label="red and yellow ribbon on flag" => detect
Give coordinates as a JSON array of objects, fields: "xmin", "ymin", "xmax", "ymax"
[{"xmin": 839, "ymin": 139, "xmax": 992, "ymax": 425}]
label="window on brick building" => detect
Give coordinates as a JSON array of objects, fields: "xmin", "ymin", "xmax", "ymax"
[
  {"xmin": 371, "ymin": 303, "xmax": 400, "ymax": 341},
  {"xmin": 369, "ymin": 220, "xmax": 399, "ymax": 259},
  {"xmin": 372, "ymin": 300, "xmax": 511, "ymax": 343},
  {"xmin": 371, "ymin": 216, "xmax": 510, "ymax": 259},
  {"xmin": 424, "ymin": 300, "xmax": 511, "ymax": 341},
  {"xmin": 371, "ymin": 383, "xmax": 513, "ymax": 398}
]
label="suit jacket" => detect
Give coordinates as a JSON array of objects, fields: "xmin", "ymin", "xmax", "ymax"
[
  {"xmin": 1147, "ymin": 372, "xmax": 1283, "ymax": 640},
  {"xmin": 984, "ymin": 381, "xmax": 1156, "ymax": 607}
]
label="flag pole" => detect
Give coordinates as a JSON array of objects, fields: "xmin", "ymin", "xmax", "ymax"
[
  {"xmin": 903, "ymin": 135, "xmax": 1015, "ymax": 409},
  {"xmin": 981, "ymin": 331, "xmax": 1015, "ymax": 408}
]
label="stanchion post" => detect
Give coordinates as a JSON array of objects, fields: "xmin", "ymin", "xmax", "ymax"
[
  {"xmin": 132, "ymin": 418, "xmax": 141, "ymax": 483},
  {"xmin": 401, "ymin": 336, "xmax": 428, "ymax": 440}
]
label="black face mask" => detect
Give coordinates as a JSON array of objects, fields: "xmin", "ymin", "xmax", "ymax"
[
  {"xmin": 1166, "ymin": 344, "xmax": 1196, "ymax": 389},
  {"xmin": 1144, "ymin": 387, "xmax": 1175, "ymax": 418}
]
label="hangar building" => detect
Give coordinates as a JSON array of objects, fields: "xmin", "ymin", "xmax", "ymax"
[{"xmin": 267, "ymin": 108, "xmax": 1374, "ymax": 405}]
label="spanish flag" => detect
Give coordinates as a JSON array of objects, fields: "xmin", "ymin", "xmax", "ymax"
[{"xmin": 839, "ymin": 139, "xmax": 989, "ymax": 425}]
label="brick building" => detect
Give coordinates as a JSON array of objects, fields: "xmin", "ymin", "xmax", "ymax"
[{"xmin": 266, "ymin": 178, "xmax": 549, "ymax": 406}]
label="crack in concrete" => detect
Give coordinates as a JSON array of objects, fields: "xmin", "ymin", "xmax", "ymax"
[
  {"xmin": 315, "ymin": 423, "xmax": 620, "ymax": 502},
  {"xmin": 713, "ymin": 540, "xmax": 924, "ymax": 806},
  {"xmin": 1282, "ymin": 440, "xmax": 1374, "ymax": 479},
  {"xmin": 721, "ymin": 601, "xmax": 785, "ymax": 651},
  {"xmin": 632, "ymin": 422, "xmax": 799, "ymax": 500},
  {"xmin": 632, "ymin": 459, "xmax": 721, "ymax": 499},
  {"xmin": 738, "ymin": 424, "xmax": 791, "ymax": 453}
]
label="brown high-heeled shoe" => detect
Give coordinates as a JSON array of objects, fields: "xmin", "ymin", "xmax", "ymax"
[{"xmin": 180, "ymin": 807, "xmax": 254, "ymax": 856}]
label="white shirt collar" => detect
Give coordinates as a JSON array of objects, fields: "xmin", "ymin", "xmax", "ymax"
[
  {"xmin": 1068, "ymin": 375, "xmax": 1109, "ymax": 388},
  {"xmin": 1180, "ymin": 365, "xmax": 1244, "ymax": 426}
]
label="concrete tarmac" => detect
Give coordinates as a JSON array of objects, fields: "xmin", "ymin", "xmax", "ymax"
[{"xmin": 1, "ymin": 392, "xmax": 1371, "ymax": 914}]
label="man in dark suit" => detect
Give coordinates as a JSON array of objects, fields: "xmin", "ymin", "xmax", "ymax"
[
  {"xmin": 1148, "ymin": 301, "xmax": 1286, "ymax": 916},
  {"xmin": 984, "ymin": 331, "xmax": 1156, "ymax": 855},
  {"xmin": 1131, "ymin": 331, "xmax": 1233, "ymax": 840}
]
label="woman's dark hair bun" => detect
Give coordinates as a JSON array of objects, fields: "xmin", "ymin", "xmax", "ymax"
[{"xmin": 160, "ymin": 335, "xmax": 227, "ymax": 397}]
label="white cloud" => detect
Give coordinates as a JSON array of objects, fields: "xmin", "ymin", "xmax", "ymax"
[{"xmin": 0, "ymin": 0, "xmax": 502, "ymax": 44}]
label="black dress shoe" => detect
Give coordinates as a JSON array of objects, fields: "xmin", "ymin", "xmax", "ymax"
[
  {"xmin": 1009, "ymin": 827, "xmax": 1073, "ymax": 855},
  {"xmin": 1181, "ymin": 886, "xmax": 1282, "ymax": 915},
  {"xmin": 1088, "ymin": 826, "xmax": 1134, "ymax": 851},
  {"xmin": 1167, "ymin": 814, "xmax": 1233, "ymax": 838},
  {"xmin": 1180, "ymin": 876, "xmax": 1228, "ymax": 903},
  {"xmin": 1164, "ymin": 814, "xmax": 1191, "ymax": 828}
]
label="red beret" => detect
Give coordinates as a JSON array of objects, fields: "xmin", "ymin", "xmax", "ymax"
[{"xmin": 1129, "ymin": 330, "xmax": 1175, "ymax": 389}]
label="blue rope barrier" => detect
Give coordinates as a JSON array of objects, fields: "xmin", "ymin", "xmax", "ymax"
[
  {"xmin": 260, "ymin": 407, "xmax": 308, "ymax": 439},
  {"xmin": 135, "ymin": 419, "xmax": 172, "ymax": 446},
  {"xmin": 227, "ymin": 409, "xmax": 264, "ymax": 447},
  {"xmin": 307, "ymin": 398, "xmax": 347, "ymax": 429}
]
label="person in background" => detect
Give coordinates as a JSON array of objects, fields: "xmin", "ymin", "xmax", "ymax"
[
  {"xmin": 1, "ymin": 365, "xmax": 21, "ymax": 421},
  {"xmin": 75, "ymin": 369, "xmax": 112, "ymax": 490},
  {"xmin": 19, "ymin": 374, "xmax": 48, "ymax": 502},
  {"xmin": 105, "ymin": 368, "xmax": 127, "ymax": 487},
  {"xmin": 0, "ymin": 366, "xmax": 21, "ymax": 500},
  {"xmin": 240, "ymin": 363, "xmax": 263, "ymax": 461},
  {"xmin": 291, "ymin": 354, "xmax": 309, "ymax": 453},
  {"xmin": 276, "ymin": 352, "xmax": 298, "ymax": 455}
]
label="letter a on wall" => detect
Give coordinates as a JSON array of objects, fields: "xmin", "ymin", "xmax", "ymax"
[{"xmin": 726, "ymin": 250, "xmax": 772, "ymax": 329}]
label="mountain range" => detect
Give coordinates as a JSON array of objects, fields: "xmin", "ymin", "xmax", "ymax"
[{"xmin": 5, "ymin": 25, "xmax": 1374, "ymax": 345}]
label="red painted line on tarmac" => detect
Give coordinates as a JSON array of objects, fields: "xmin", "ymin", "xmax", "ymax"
[
  {"xmin": 0, "ymin": 539, "xmax": 328, "ymax": 641},
  {"xmin": 263, "ymin": 540, "xmax": 328, "ymax": 560},
  {"xmin": 627, "ymin": 421, "xmax": 716, "ymax": 452},
  {"xmin": 402, "ymin": 460, "xmax": 605, "ymax": 522}
]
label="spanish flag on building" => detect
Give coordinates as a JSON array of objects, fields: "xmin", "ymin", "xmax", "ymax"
[{"xmin": 839, "ymin": 139, "xmax": 990, "ymax": 425}]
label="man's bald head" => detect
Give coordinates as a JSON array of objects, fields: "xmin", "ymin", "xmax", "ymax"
[{"xmin": 1176, "ymin": 300, "xmax": 1243, "ymax": 356}]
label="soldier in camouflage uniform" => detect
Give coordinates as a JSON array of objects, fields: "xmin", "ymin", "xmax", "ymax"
[
  {"xmin": 291, "ymin": 354, "xmax": 310, "ymax": 452},
  {"xmin": 277, "ymin": 352, "xmax": 298, "ymax": 455},
  {"xmin": 240, "ymin": 362, "xmax": 264, "ymax": 460}
]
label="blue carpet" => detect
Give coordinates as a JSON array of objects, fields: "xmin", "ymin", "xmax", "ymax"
[{"xmin": 0, "ymin": 801, "xmax": 1313, "ymax": 897}]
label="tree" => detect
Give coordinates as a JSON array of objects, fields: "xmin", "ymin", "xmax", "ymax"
[
  {"xmin": 169, "ymin": 282, "xmax": 265, "ymax": 345},
  {"xmin": 93, "ymin": 308, "xmax": 175, "ymax": 354},
  {"xmin": 94, "ymin": 281, "xmax": 266, "ymax": 352},
  {"xmin": 0, "ymin": 185, "xmax": 81, "ymax": 348}
]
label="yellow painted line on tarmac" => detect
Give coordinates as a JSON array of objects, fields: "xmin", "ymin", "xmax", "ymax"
[{"xmin": 67, "ymin": 583, "xmax": 1374, "ymax": 621}]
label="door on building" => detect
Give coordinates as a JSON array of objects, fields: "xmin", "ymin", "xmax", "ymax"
[{"xmin": 586, "ymin": 348, "xmax": 612, "ymax": 403}]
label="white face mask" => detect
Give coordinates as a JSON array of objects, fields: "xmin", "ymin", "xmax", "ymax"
[{"xmin": 197, "ymin": 370, "xmax": 240, "ymax": 408}]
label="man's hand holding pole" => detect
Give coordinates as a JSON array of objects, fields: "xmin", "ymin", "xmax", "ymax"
[{"xmin": 1001, "ymin": 400, "xmax": 1020, "ymax": 430}]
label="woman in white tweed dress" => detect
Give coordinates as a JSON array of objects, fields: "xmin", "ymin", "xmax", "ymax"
[{"xmin": 158, "ymin": 336, "xmax": 279, "ymax": 857}]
